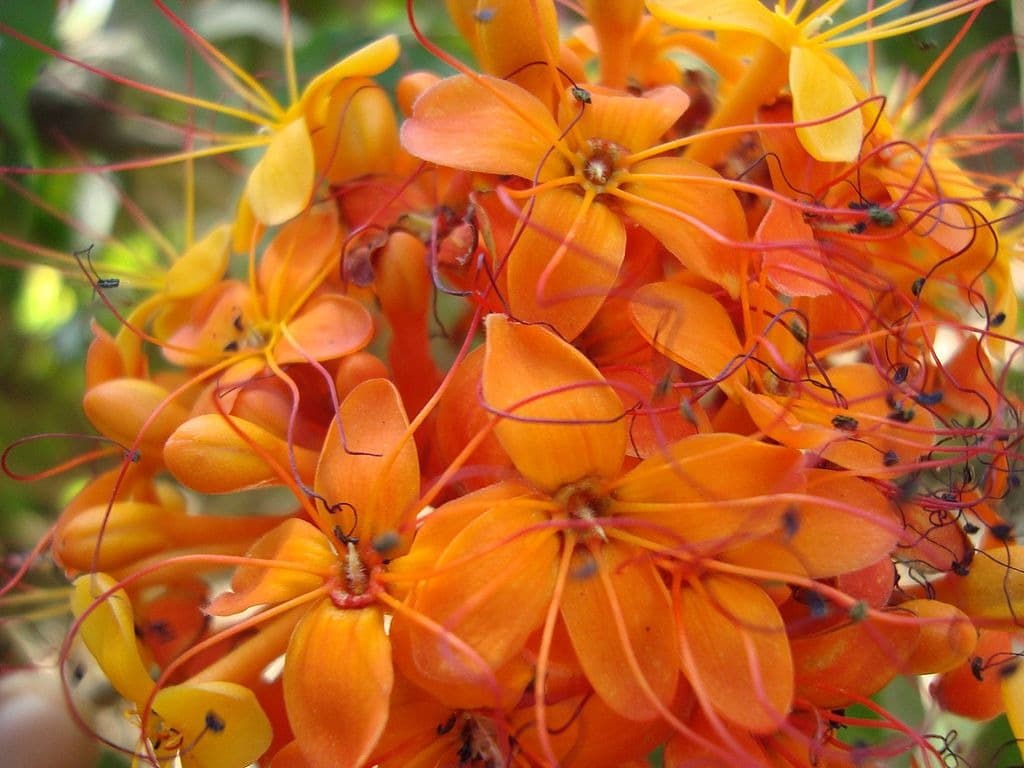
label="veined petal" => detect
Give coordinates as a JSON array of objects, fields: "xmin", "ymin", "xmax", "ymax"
[
  {"xmin": 152, "ymin": 682, "xmax": 272, "ymax": 768},
  {"xmin": 507, "ymin": 190, "xmax": 626, "ymax": 340},
  {"xmin": 70, "ymin": 573, "xmax": 154, "ymax": 705},
  {"xmin": 314, "ymin": 378, "xmax": 419, "ymax": 555},
  {"xmin": 645, "ymin": 0, "xmax": 788, "ymax": 45},
  {"xmin": 400, "ymin": 74, "xmax": 564, "ymax": 181},
  {"xmin": 392, "ymin": 502, "xmax": 558, "ymax": 706},
  {"xmin": 258, "ymin": 203, "xmax": 340, "ymax": 320},
  {"xmin": 245, "ymin": 118, "xmax": 315, "ymax": 226},
  {"xmin": 284, "ymin": 600, "xmax": 392, "ymax": 768},
  {"xmin": 677, "ymin": 575, "xmax": 793, "ymax": 732},
  {"xmin": 779, "ymin": 471, "xmax": 899, "ymax": 578},
  {"xmin": 612, "ymin": 433, "xmax": 805, "ymax": 548},
  {"xmin": 618, "ymin": 157, "xmax": 748, "ymax": 295},
  {"xmin": 273, "ymin": 294, "xmax": 374, "ymax": 365},
  {"xmin": 483, "ymin": 314, "xmax": 627, "ymax": 492},
  {"xmin": 206, "ymin": 519, "xmax": 335, "ymax": 616},
  {"xmin": 630, "ymin": 280, "xmax": 743, "ymax": 389},
  {"xmin": 473, "ymin": 0, "xmax": 560, "ymax": 83},
  {"xmin": 567, "ymin": 85, "xmax": 689, "ymax": 152},
  {"xmin": 756, "ymin": 199, "xmax": 830, "ymax": 297},
  {"xmin": 560, "ymin": 542, "xmax": 678, "ymax": 721},
  {"xmin": 790, "ymin": 46, "xmax": 863, "ymax": 163}
]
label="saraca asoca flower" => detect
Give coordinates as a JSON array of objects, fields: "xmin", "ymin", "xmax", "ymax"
[{"xmin": 2, "ymin": 2, "xmax": 1023, "ymax": 768}]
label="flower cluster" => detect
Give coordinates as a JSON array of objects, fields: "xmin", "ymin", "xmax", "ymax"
[{"xmin": 4, "ymin": 1, "xmax": 1024, "ymax": 767}]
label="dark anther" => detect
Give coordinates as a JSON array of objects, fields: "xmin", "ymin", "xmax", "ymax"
[
  {"xmin": 990, "ymin": 523, "xmax": 1013, "ymax": 541},
  {"xmin": 892, "ymin": 365, "xmax": 909, "ymax": 384},
  {"xmin": 437, "ymin": 714, "xmax": 457, "ymax": 736},
  {"xmin": 998, "ymin": 660, "xmax": 1019, "ymax": 679},
  {"xmin": 913, "ymin": 391, "xmax": 943, "ymax": 406},
  {"xmin": 888, "ymin": 406, "xmax": 915, "ymax": 423},
  {"xmin": 882, "ymin": 450, "xmax": 899, "ymax": 467},
  {"xmin": 223, "ymin": 341, "xmax": 239, "ymax": 353},
  {"xmin": 831, "ymin": 415, "xmax": 858, "ymax": 431},
  {"xmin": 963, "ymin": 522, "xmax": 980, "ymax": 535},
  {"xmin": 911, "ymin": 277, "xmax": 925, "ymax": 296},
  {"xmin": 951, "ymin": 560, "xmax": 970, "ymax": 577},
  {"xmin": 126, "ymin": 449, "xmax": 142, "ymax": 463},
  {"xmin": 992, "ymin": 312, "xmax": 1006, "ymax": 327},
  {"xmin": 232, "ymin": 314, "xmax": 244, "ymax": 332},
  {"xmin": 970, "ymin": 656, "xmax": 985, "ymax": 681},
  {"xmin": 205, "ymin": 711, "xmax": 226, "ymax": 733}
]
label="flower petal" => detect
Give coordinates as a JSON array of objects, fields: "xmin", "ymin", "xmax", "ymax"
[
  {"xmin": 931, "ymin": 545, "xmax": 1024, "ymax": 631},
  {"xmin": 507, "ymin": 190, "xmax": 626, "ymax": 340},
  {"xmin": 566, "ymin": 85, "xmax": 689, "ymax": 152},
  {"xmin": 400, "ymin": 73, "xmax": 563, "ymax": 180},
  {"xmin": 483, "ymin": 314, "xmax": 627, "ymax": 492},
  {"xmin": 273, "ymin": 294, "xmax": 374, "ymax": 365},
  {"xmin": 559, "ymin": 542, "xmax": 678, "ymax": 721},
  {"xmin": 618, "ymin": 157, "xmax": 748, "ymax": 295},
  {"xmin": 70, "ymin": 573, "xmax": 154, "ymax": 705},
  {"xmin": 756, "ymin": 199, "xmax": 830, "ymax": 297},
  {"xmin": 245, "ymin": 118, "xmax": 315, "ymax": 226},
  {"xmin": 165, "ymin": 414, "xmax": 319, "ymax": 493},
  {"xmin": 645, "ymin": 0, "xmax": 787, "ymax": 43},
  {"xmin": 164, "ymin": 225, "xmax": 231, "ymax": 300},
  {"xmin": 314, "ymin": 378, "xmax": 419, "ymax": 555},
  {"xmin": 207, "ymin": 519, "xmax": 335, "ymax": 616},
  {"xmin": 152, "ymin": 682, "xmax": 272, "ymax": 768},
  {"xmin": 789, "ymin": 46, "xmax": 863, "ymax": 163},
  {"xmin": 630, "ymin": 280, "xmax": 744, "ymax": 391},
  {"xmin": 284, "ymin": 600, "xmax": 392, "ymax": 768},
  {"xmin": 612, "ymin": 433, "xmax": 805, "ymax": 548},
  {"xmin": 676, "ymin": 575, "xmax": 793, "ymax": 732},
  {"xmin": 392, "ymin": 501, "xmax": 558, "ymax": 707}
]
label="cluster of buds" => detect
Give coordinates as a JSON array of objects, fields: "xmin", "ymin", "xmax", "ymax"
[{"xmin": 3, "ymin": 1, "xmax": 1024, "ymax": 766}]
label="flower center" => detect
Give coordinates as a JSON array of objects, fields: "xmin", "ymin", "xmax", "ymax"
[
  {"xmin": 579, "ymin": 138, "xmax": 628, "ymax": 191},
  {"xmin": 555, "ymin": 479, "xmax": 610, "ymax": 541}
]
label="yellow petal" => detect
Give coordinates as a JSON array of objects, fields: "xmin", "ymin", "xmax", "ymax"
[
  {"xmin": 245, "ymin": 118, "xmax": 315, "ymax": 226},
  {"xmin": 164, "ymin": 225, "xmax": 231, "ymax": 300},
  {"xmin": 645, "ymin": 0, "xmax": 787, "ymax": 43},
  {"xmin": 790, "ymin": 46, "xmax": 863, "ymax": 163},
  {"xmin": 70, "ymin": 573, "xmax": 154, "ymax": 705},
  {"xmin": 152, "ymin": 682, "xmax": 272, "ymax": 768}
]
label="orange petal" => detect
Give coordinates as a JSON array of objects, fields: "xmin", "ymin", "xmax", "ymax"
[
  {"xmin": 165, "ymin": 414, "xmax": 318, "ymax": 493},
  {"xmin": 559, "ymin": 542, "xmax": 678, "ymax": 721},
  {"xmin": 676, "ymin": 575, "xmax": 793, "ymax": 732},
  {"xmin": 898, "ymin": 599, "xmax": 977, "ymax": 675},
  {"xmin": 245, "ymin": 118, "xmax": 315, "ymax": 226},
  {"xmin": 152, "ymin": 681, "xmax": 272, "ymax": 768},
  {"xmin": 791, "ymin": 616, "xmax": 918, "ymax": 709},
  {"xmin": 780, "ymin": 471, "xmax": 899, "ymax": 578},
  {"xmin": 400, "ymin": 74, "xmax": 563, "ymax": 181},
  {"xmin": 70, "ymin": 573, "xmax": 154, "ymax": 705},
  {"xmin": 273, "ymin": 294, "xmax": 374, "ymax": 364},
  {"xmin": 299, "ymin": 36, "xmax": 400, "ymax": 111},
  {"xmin": 482, "ymin": 314, "xmax": 627, "ymax": 492},
  {"xmin": 313, "ymin": 378, "xmax": 419, "ymax": 555},
  {"xmin": 790, "ymin": 46, "xmax": 863, "ymax": 163},
  {"xmin": 618, "ymin": 157, "xmax": 748, "ymax": 295},
  {"xmin": 82, "ymin": 377, "xmax": 190, "ymax": 457},
  {"xmin": 566, "ymin": 85, "xmax": 689, "ymax": 153},
  {"xmin": 257, "ymin": 203, "xmax": 340, "ymax": 319},
  {"xmin": 207, "ymin": 519, "xmax": 335, "ymax": 616},
  {"xmin": 930, "ymin": 629, "xmax": 1011, "ymax": 720},
  {"xmin": 472, "ymin": 0, "xmax": 560, "ymax": 81},
  {"xmin": 507, "ymin": 190, "xmax": 626, "ymax": 340},
  {"xmin": 931, "ymin": 545, "xmax": 1024, "ymax": 631},
  {"xmin": 611, "ymin": 433, "xmax": 805, "ymax": 548},
  {"xmin": 630, "ymin": 280, "xmax": 743, "ymax": 391},
  {"xmin": 756, "ymin": 198, "xmax": 830, "ymax": 297},
  {"xmin": 392, "ymin": 502, "xmax": 558, "ymax": 707},
  {"xmin": 283, "ymin": 600, "xmax": 392, "ymax": 768}
]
